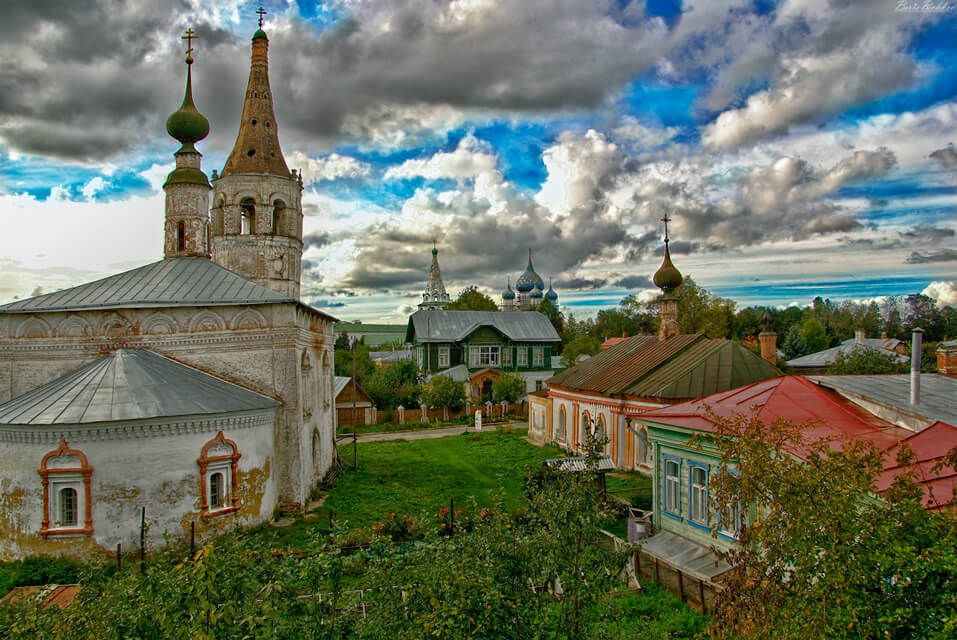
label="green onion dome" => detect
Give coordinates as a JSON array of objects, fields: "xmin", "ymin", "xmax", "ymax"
[
  {"xmin": 166, "ymin": 59, "xmax": 209, "ymax": 151},
  {"xmin": 253, "ymin": 28, "xmax": 268, "ymax": 40},
  {"xmin": 653, "ymin": 241, "xmax": 683, "ymax": 294}
]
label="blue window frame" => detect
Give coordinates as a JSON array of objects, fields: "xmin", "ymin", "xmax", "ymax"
[
  {"xmin": 714, "ymin": 468, "xmax": 743, "ymax": 541},
  {"xmin": 661, "ymin": 454, "xmax": 682, "ymax": 520},
  {"xmin": 687, "ymin": 461, "xmax": 710, "ymax": 530}
]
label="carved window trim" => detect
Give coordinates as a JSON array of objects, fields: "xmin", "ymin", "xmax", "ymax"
[
  {"xmin": 198, "ymin": 431, "xmax": 242, "ymax": 518},
  {"xmin": 38, "ymin": 440, "xmax": 93, "ymax": 538}
]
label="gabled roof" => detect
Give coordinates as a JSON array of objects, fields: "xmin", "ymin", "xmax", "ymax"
[
  {"xmin": 879, "ymin": 421, "xmax": 957, "ymax": 510},
  {"xmin": 333, "ymin": 375, "xmax": 371, "ymax": 401},
  {"xmin": 0, "ymin": 257, "xmax": 296, "ymax": 313},
  {"xmin": 806, "ymin": 374, "xmax": 957, "ymax": 427},
  {"xmin": 639, "ymin": 376, "xmax": 911, "ymax": 459},
  {"xmin": 548, "ymin": 334, "xmax": 779, "ymax": 400},
  {"xmin": 786, "ymin": 337, "xmax": 906, "ymax": 369},
  {"xmin": 406, "ymin": 310, "xmax": 560, "ymax": 344},
  {"xmin": 0, "ymin": 349, "xmax": 279, "ymax": 425}
]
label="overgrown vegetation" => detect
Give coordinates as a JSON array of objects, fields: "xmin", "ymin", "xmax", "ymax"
[
  {"xmin": 706, "ymin": 411, "xmax": 957, "ymax": 639},
  {"xmin": 0, "ymin": 432, "xmax": 706, "ymax": 639}
]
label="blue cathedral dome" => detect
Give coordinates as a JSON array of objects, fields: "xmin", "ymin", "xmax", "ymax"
[
  {"xmin": 515, "ymin": 249, "xmax": 545, "ymax": 293},
  {"xmin": 530, "ymin": 283, "xmax": 544, "ymax": 299},
  {"xmin": 502, "ymin": 277, "xmax": 516, "ymax": 300},
  {"xmin": 545, "ymin": 279, "xmax": 558, "ymax": 301}
]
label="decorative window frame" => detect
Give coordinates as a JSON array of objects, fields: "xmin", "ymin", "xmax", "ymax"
[
  {"xmin": 532, "ymin": 346, "xmax": 544, "ymax": 367},
  {"xmin": 688, "ymin": 461, "xmax": 710, "ymax": 530},
  {"xmin": 662, "ymin": 454, "xmax": 682, "ymax": 521},
  {"xmin": 516, "ymin": 347, "xmax": 528, "ymax": 367},
  {"xmin": 198, "ymin": 431, "xmax": 242, "ymax": 518},
  {"xmin": 715, "ymin": 468, "xmax": 743, "ymax": 541},
  {"xmin": 502, "ymin": 347, "xmax": 512, "ymax": 367},
  {"xmin": 438, "ymin": 346, "xmax": 450, "ymax": 368},
  {"xmin": 39, "ymin": 440, "xmax": 93, "ymax": 538}
]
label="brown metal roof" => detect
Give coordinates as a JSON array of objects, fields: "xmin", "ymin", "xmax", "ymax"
[{"xmin": 548, "ymin": 334, "xmax": 779, "ymax": 399}]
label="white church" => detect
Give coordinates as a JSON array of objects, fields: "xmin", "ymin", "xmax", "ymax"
[{"xmin": 0, "ymin": 25, "xmax": 337, "ymax": 559}]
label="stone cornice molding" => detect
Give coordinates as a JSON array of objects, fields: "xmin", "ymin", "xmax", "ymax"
[{"xmin": 0, "ymin": 408, "xmax": 275, "ymax": 445}]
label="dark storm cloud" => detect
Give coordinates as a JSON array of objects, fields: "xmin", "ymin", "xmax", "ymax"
[
  {"xmin": 0, "ymin": 0, "xmax": 671, "ymax": 161},
  {"xmin": 308, "ymin": 298, "xmax": 347, "ymax": 308},
  {"xmin": 555, "ymin": 277, "xmax": 608, "ymax": 290},
  {"xmin": 899, "ymin": 225, "xmax": 956, "ymax": 240},
  {"xmin": 303, "ymin": 232, "xmax": 331, "ymax": 250},
  {"xmin": 905, "ymin": 249, "xmax": 957, "ymax": 264},
  {"xmin": 612, "ymin": 275, "xmax": 653, "ymax": 289},
  {"xmin": 929, "ymin": 144, "xmax": 957, "ymax": 168},
  {"xmin": 652, "ymin": 240, "xmax": 698, "ymax": 256}
]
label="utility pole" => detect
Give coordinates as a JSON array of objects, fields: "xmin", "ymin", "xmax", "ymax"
[{"xmin": 352, "ymin": 339, "xmax": 358, "ymax": 470}]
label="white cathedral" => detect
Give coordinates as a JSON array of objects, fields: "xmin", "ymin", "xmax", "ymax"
[{"xmin": 0, "ymin": 25, "xmax": 336, "ymax": 559}]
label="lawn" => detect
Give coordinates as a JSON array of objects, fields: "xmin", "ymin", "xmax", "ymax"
[{"xmin": 324, "ymin": 430, "xmax": 562, "ymax": 527}]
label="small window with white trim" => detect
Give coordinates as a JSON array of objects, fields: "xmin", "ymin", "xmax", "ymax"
[
  {"xmin": 198, "ymin": 432, "xmax": 242, "ymax": 518},
  {"xmin": 502, "ymin": 348, "xmax": 512, "ymax": 366},
  {"xmin": 517, "ymin": 348, "xmax": 528, "ymax": 367},
  {"xmin": 663, "ymin": 457, "xmax": 680, "ymax": 516},
  {"xmin": 438, "ymin": 346, "xmax": 450, "ymax": 368},
  {"xmin": 533, "ymin": 347, "xmax": 544, "ymax": 367},
  {"xmin": 689, "ymin": 464, "xmax": 709, "ymax": 525}
]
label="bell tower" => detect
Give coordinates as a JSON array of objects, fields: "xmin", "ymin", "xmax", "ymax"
[
  {"xmin": 210, "ymin": 15, "xmax": 304, "ymax": 298},
  {"xmin": 163, "ymin": 29, "xmax": 211, "ymax": 259}
]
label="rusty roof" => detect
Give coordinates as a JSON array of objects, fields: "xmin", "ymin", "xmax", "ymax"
[
  {"xmin": 1, "ymin": 584, "xmax": 79, "ymax": 609},
  {"xmin": 547, "ymin": 334, "xmax": 778, "ymax": 399}
]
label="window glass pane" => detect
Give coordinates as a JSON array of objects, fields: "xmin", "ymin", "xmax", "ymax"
[
  {"xmin": 210, "ymin": 472, "xmax": 224, "ymax": 508},
  {"xmin": 59, "ymin": 488, "xmax": 77, "ymax": 527}
]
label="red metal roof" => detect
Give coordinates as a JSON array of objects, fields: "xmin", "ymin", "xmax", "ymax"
[
  {"xmin": 600, "ymin": 336, "xmax": 629, "ymax": 350},
  {"xmin": 1, "ymin": 584, "xmax": 79, "ymax": 609},
  {"xmin": 640, "ymin": 376, "xmax": 957, "ymax": 510}
]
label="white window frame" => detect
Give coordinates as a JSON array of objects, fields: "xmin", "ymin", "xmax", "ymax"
[
  {"xmin": 417, "ymin": 347, "xmax": 424, "ymax": 369},
  {"xmin": 206, "ymin": 460, "xmax": 233, "ymax": 514},
  {"xmin": 502, "ymin": 348, "xmax": 512, "ymax": 366},
  {"xmin": 664, "ymin": 458, "xmax": 680, "ymax": 516},
  {"xmin": 50, "ymin": 475, "xmax": 84, "ymax": 531},
  {"xmin": 470, "ymin": 345, "xmax": 500, "ymax": 367},
  {"xmin": 718, "ymin": 500, "xmax": 743, "ymax": 540},
  {"xmin": 533, "ymin": 346, "xmax": 544, "ymax": 367},
  {"xmin": 438, "ymin": 346, "xmax": 450, "ymax": 368},
  {"xmin": 689, "ymin": 464, "xmax": 709, "ymax": 526},
  {"xmin": 517, "ymin": 348, "xmax": 528, "ymax": 367}
]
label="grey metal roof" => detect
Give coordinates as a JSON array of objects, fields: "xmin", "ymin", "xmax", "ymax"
[
  {"xmin": 940, "ymin": 340, "xmax": 957, "ymax": 349},
  {"xmin": 806, "ymin": 374, "xmax": 957, "ymax": 427},
  {"xmin": 333, "ymin": 376, "xmax": 352, "ymax": 398},
  {"xmin": 0, "ymin": 257, "xmax": 295, "ymax": 313},
  {"xmin": 407, "ymin": 310, "xmax": 560, "ymax": 343},
  {"xmin": 0, "ymin": 349, "xmax": 279, "ymax": 425},
  {"xmin": 787, "ymin": 338, "xmax": 907, "ymax": 369},
  {"xmin": 639, "ymin": 531, "xmax": 731, "ymax": 581},
  {"xmin": 369, "ymin": 350, "xmax": 413, "ymax": 363},
  {"xmin": 431, "ymin": 364, "xmax": 470, "ymax": 382},
  {"xmin": 544, "ymin": 455, "xmax": 616, "ymax": 473}
]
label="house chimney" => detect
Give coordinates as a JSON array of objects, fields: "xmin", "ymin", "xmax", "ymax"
[
  {"xmin": 855, "ymin": 327, "xmax": 866, "ymax": 344},
  {"xmin": 758, "ymin": 311, "xmax": 778, "ymax": 366},
  {"xmin": 910, "ymin": 328, "xmax": 923, "ymax": 405}
]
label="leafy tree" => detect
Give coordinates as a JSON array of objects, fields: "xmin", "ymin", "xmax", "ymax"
[
  {"xmin": 334, "ymin": 342, "xmax": 375, "ymax": 383},
  {"xmin": 561, "ymin": 333, "xmax": 601, "ymax": 367},
  {"xmin": 798, "ymin": 315, "xmax": 829, "ymax": 354},
  {"xmin": 883, "ymin": 298, "xmax": 905, "ymax": 340},
  {"xmin": 536, "ymin": 298, "xmax": 565, "ymax": 344},
  {"xmin": 905, "ymin": 294, "xmax": 944, "ymax": 341},
  {"xmin": 825, "ymin": 346, "xmax": 910, "ymax": 374},
  {"xmin": 673, "ymin": 276, "xmax": 736, "ymax": 338},
  {"xmin": 446, "ymin": 286, "xmax": 499, "ymax": 311},
  {"xmin": 421, "ymin": 374, "xmax": 466, "ymax": 410},
  {"xmin": 363, "ymin": 360, "xmax": 422, "ymax": 410},
  {"xmin": 333, "ymin": 331, "xmax": 352, "ymax": 350},
  {"xmin": 707, "ymin": 411, "xmax": 957, "ymax": 640},
  {"xmin": 491, "ymin": 371, "xmax": 526, "ymax": 403}
]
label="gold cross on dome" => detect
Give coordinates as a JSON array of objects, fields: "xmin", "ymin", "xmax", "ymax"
[
  {"xmin": 181, "ymin": 28, "xmax": 197, "ymax": 57},
  {"xmin": 660, "ymin": 213, "xmax": 672, "ymax": 241},
  {"xmin": 256, "ymin": 6, "xmax": 267, "ymax": 27}
]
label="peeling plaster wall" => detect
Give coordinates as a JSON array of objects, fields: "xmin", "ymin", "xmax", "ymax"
[
  {"xmin": 0, "ymin": 409, "xmax": 277, "ymax": 561},
  {"xmin": 0, "ymin": 300, "xmax": 335, "ymax": 539}
]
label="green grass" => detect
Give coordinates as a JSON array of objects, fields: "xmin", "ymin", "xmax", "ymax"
[
  {"xmin": 338, "ymin": 416, "xmax": 472, "ymax": 436},
  {"xmin": 325, "ymin": 431, "xmax": 561, "ymax": 526},
  {"xmin": 587, "ymin": 581, "xmax": 709, "ymax": 638},
  {"xmin": 606, "ymin": 471, "xmax": 653, "ymax": 510}
]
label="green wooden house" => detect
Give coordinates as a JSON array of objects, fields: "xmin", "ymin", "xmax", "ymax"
[{"xmin": 405, "ymin": 310, "xmax": 561, "ymax": 400}]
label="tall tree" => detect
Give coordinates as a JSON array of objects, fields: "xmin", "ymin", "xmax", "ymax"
[
  {"xmin": 421, "ymin": 374, "xmax": 467, "ymax": 410},
  {"xmin": 446, "ymin": 286, "xmax": 499, "ymax": 311},
  {"xmin": 708, "ymin": 412, "xmax": 957, "ymax": 639},
  {"xmin": 363, "ymin": 360, "xmax": 422, "ymax": 410},
  {"xmin": 536, "ymin": 298, "xmax": 565, "ymax": 344},
  {"xmin": 492, "ymin": 372, "xmax": 526, "ymax": 403}
]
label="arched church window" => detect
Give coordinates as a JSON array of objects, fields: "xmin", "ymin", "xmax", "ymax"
[
  {"xmin": 209, "ymin": 473, "xmax": 225, "ymax": 509},
  {"xmin": 638, "ymin": 426, "xmax": 649, "ymax": 468},
  {"xmin": 557, "ymin": 406, "xmax": 567, "ymax": 442},
  {"xmin": 272, "ymin": 200, "xmax": 287, "ymax": 236},
  {"xmin": 177, "ymin": 221, "xmax": 186, "ymax": 252},
  {"xmin": 39, "ymin": 440, "xmax": 93, "ymax": 538},
  {"xmin": 597, "ymin": 414, "xmax": 607, "ymax": 451},
  {"xmin": 59, "ymin": 488, "xmax": 78, "ymax": 527},
  {"xmin": 198, "ymin": 431, "xmax": 242, "ymax": 517},
  {"xmin": 240, "ymin": 198, "xmax": 256, "ymax": 235}
]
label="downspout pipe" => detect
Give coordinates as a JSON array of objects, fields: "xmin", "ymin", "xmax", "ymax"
[{"xmin": 910, "ymin": 327, "xmax": 924, "ymax": 406}]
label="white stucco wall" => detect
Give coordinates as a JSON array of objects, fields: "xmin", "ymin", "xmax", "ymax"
[{"xmin": 0, "ymin": 409, "xmax": 277, "ymax": 560}]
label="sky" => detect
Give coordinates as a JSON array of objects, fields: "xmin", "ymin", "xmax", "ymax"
[{"xmin": 1, "ymin": 0, "xmax": 956, "ymax": 323}]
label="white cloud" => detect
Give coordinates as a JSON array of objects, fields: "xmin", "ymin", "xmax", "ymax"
[
  {"xmin": 922, "ymin": 281, "xmax": 957, "ymax": 307},
  {"xmin": 612, "ymin": 116, "xmax": 679, "ymax": 150},
  {"xmin": 80, "ymin": 176, "xmax": 108, "ymax": 199},
  {"xmin": 287, "ymin": 151, "xmax": 371, "ymax": 183},
  {"xmin": 536, "ymin": 129, "xmax": 624, "ymax": 216},
  {"xmin": 385, "ymin": 134, "xmax": 497, "ymax": 181}
]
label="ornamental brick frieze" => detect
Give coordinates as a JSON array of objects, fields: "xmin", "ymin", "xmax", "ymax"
[{"xmin": 0, "ymin": 410, "xmax": 274, "ymax": 445}]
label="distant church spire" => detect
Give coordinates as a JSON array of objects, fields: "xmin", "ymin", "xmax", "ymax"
[
  {"xmin": 210, "ymin": 13, "xmax": 304, "ymax": 298},
  {"xmin": 653, "ymin": 213, "xmax": 683, "ymax": 341},
  {"xmin": 163, "ymin": 28, "xmax": 211, "ymax": 259},
  {"xmin": 419, "ymin": 244, "xmax": 451, "ymax": 310}
]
